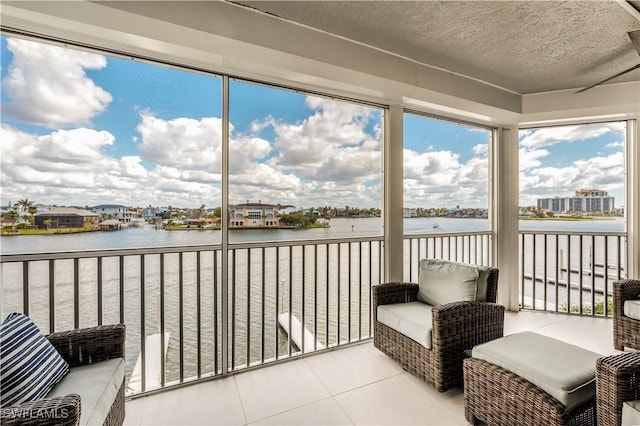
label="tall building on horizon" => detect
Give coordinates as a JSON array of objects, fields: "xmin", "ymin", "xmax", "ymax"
[{"xmin": 537, "ymin": 188, "xmax": 615, "ymax": 214}]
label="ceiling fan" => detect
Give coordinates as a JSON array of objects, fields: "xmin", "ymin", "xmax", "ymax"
[{"xmin": 576, "ymin": 29, "xmax": 640, "ymax": 93}]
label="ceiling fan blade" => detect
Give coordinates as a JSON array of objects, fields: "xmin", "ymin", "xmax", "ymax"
[
  {"xmin": 629, "ymin": 30, "xmax": 640, "ymax": 55},
  {"xmin": 576, "ymin": 62, "xmax": 640, "ymax": 93}
]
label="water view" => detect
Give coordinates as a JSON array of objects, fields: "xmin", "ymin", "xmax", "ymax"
[{"xmin": 0, "ymin": 216, "xmax": 624, "ymax": 254}]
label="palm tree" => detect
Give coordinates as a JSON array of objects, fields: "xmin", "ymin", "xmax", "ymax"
[
  {"xmin": 28, "ymin": 205, "xmax": 38, "ymax": 225},
  {"xmin": 15, "ymin": 198, "xmax": 33, "ymax": 223},
  {"xmin": 4, "ymin": 209, "xmax": 18, "ymax": 230}
]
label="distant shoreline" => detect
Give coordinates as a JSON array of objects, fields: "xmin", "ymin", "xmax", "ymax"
[
  {"xmin": 1, "ymin": 216, "xmax": 620, "ymax": 236},
  {"xmin": 519, "ymin": 216, "xmax": 617, "ymax": 221}
]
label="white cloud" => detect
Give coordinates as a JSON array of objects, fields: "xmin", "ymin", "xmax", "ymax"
[
  {"xmin": 519, "ymin": 147, "xmax": 550, "ymax": 172},
  {"xmin": 0, "ymin": 125, "xmax": 159, "ymax": 207},
  {"xmin": 472, "ymin": 144, "xmax": 488, "ymax": 155},
  {"xmin": 267, "ymin": 97, "xmax": 381, "ymax": 185},
  {"xmin": 136, "ymin": 114, "xmax": 223, "ymax": 171},
  {"xmin": 402, "ymin": 147, "xmax": 489, "ymax": 208},
  {"xmin": 519, "ymin": 123, "xmax": 613, "ymax": 149},
  {"xmin": 518, "ymin": 124, "xmax": 625, "ymax": 206},
  {"xmin": 2, "ymin": 38, "xmax": 112, "ymax": 128},
  {"xmin": 519, "ymin": 152, "xmax": 624, "ymax": 205}
]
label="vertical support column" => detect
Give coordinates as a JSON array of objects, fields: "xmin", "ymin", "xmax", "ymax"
[
  {"xmin": 221, "ymin": 75, "xmax": 230, "ymax": 375},
  {"xmin": 384, "ymin": 105, "xmax": 404, "ymax": 282},
  {"xmin": 626, "ymin": 119, "xmax": 639, "ymax": 279},
  {"xmin": 493, "ymin": 126, "xmax": 520, "ymax": 311}
]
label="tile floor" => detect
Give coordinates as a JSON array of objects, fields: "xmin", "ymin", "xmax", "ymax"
[{"xmin": 124, "ymin": 310, "xmax": 622, "ymax": 425}]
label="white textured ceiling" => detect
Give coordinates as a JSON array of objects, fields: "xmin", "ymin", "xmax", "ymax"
[{"xmin": 232, "ymin": 0, "xmax": 640, "ymax": 95}]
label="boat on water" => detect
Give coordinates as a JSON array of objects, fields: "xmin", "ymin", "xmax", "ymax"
[{"xmin": 131, "ymin": 218, "xmax": 147, "ymax": 227}]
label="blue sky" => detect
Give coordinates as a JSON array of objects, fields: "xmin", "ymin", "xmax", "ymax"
[{"xmin": 0, "ymin": 36, "xmax": 626, "ymax": 210}]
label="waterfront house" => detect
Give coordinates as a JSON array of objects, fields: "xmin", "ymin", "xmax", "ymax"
[
  {"xmin": 92, "ymin": 204, "xmax": 135, "ymax": 224},
  {"xmin": 229, "ymin": 202, "xmax": 285, "ymax": 228},
  {"xmin": 1, "ymin": 2, "xmax": 639, "ymax": 425},
  {"xmin": 34, "ymin": 207, "xmax": 100, "ymax": 230},
  {"xmin": 141, "ymin": 206, "xmax": 159, "ymax": 221}
]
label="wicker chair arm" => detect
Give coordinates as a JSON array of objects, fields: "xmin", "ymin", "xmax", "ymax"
[
  {"xmin": 432, "ymin": 301, "xmax": 505, "ymax": 348},
  {"xmin": 613, "ymin": 280, "xmax": 640, "ymax": 302},
  {"xmin": 372, "ymin": 282, "xmax": 419, "ymax": 307},
  {"xmin": 47, "ymin": 324, "xmax": 125, "ymax": 368},
  {"xmin": 0, "ymin": 394, "xmax": 80, "ymax": 426},
  {"xmin": 613, "ymin": 280, "xmax": 640, "ymax": 321},
  {"xmin": 596, "ymin": 352, "xmax": 640, "ymax": 426}
]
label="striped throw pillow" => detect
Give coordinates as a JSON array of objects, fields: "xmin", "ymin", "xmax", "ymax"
[{"xmin": 0, "ymin": 312, "xmax": 69, "ymax": 408}]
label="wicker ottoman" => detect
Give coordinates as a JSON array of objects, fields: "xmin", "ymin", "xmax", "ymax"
[{"xmin": 463, "ymin": 331, "xmax": 601, "ymax": 426}]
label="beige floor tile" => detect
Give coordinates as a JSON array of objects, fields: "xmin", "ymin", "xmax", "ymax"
[
  {"xmin": 503, "ymin": 310, "xmax": 565, "ymax": 335},
  {"xmin": 250, "ymin": 397, "xmax": 353, "ymax": 425},
  {"xmin": 139, "ymin": 377, "xmax": 246, "ymax": 425},
  {"xmin": 334, "ymin": 373, "xmax": 463, "ymax": 425},
  {"xmin": 401, "ymin": 373, "xmax": 468, "ymax": 425},
  {"xmin": 304, "ymin": 342, "xmax": 403, "ymax": 395},
  {"xmin": 235, "ymin": 359, "xmax": 331, "ymax": 423},
  {"xmin": 123, "ymin": 396, "xmax": 147, "ymax": 425}
]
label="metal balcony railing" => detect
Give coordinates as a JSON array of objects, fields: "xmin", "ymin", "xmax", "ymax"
[
  {"xmin": 403, "ymin": 231, "xmax": 493, "ymax": 282},
  {"xmin": 519, "ymin": 231, "xmax": 627, "ymax": 316},
  {"xmin": 0, "ymin": 237, "xmax": 385, "ymax": 397},
  {"xmin": 4, "ymin": 229, "xmax": 622, "ymax": 397}
]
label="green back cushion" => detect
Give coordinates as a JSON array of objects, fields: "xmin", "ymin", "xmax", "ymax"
[
  {"xmin": 476, "ymin": 266, "xmax": 490, "ymax": 302},
  {"xmin": 417, "ymin": 259, "xmax": 479, "ymax": 306}
]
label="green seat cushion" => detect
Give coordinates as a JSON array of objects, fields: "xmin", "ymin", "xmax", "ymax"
[
  {"xmin": 47, "ymin": 358, "xmax": 124, "ymax": 426},
  {"xmin": 417, "ymin": 259, "xmax": 479, "ymax": 306},
  {"xmin": 377, "ymin": 301, "xmax": 433, "ymax": 349},
  {"xmin": 472, "ymin": 331, "xmax": 600, "ymax": 410},
  {"xmin": 622, "ymin": 400, "xmax": 640, "ymax": 426},
  {"xmin": 623, "ymin": 300, "xmax": 640, "ymax": 320}
]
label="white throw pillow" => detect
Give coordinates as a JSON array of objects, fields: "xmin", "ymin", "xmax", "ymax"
[{"xmin": 417, "ymin": 259, "xmax": 479, "ymax": 306}]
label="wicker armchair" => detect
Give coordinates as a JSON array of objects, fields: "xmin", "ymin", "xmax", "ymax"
[
  {"xmin": 373, "ymin": 267, "xmax": 504, "ymax": 392},
  {"xmin": 613, "ymin": 279, "xmax": 640, "ymax": 351},
  {"xmin": 1, "ymin": 324, "xmax": 126, "ymax": 426},
  {"xmin": 596, "ymin": 352, "xmax": 640, "ymax": 426}
]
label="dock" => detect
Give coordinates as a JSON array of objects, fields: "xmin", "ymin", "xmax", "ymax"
[
  {"xmin": 277, "ymin": 312, "xmax": 324, "ymax": 352},
  {"xmin": 127, "ymin": 332, "xmax": 170, "ymax": 393}
]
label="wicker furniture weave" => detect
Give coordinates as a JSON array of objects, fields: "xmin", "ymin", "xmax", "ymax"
[
  {"xmin": 372, "ymin": 267, "xmax": 503, "ymax": 392},
  {"xmin": 596, "ymin": 352, "xmax": 640, "ymax": 426},
  {"xmin": 613, "ymin": 279, "xmax": 640, "ymax": 351},
  {"xmin": 1, "ymin": 324, "xmax": 126, "ymax": 426},
  {"xmin": 463, "ymin": 356, "xmax": 596, "ymax": 426}
]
